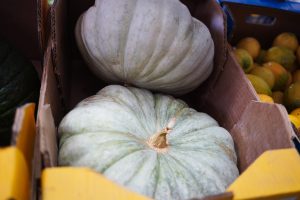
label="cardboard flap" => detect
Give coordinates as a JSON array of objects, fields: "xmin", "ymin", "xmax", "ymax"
[
  {"xmin": 199, "ymin": 49, "xmax": 257, "ymax": 131},
  {"xmin": 231, "ymin": 101, "xmax": 294, "ymax": 172},
  {"xmin": 50, "ymin": 0, "xmax": 70, "ymax": 106},
  {"xmin": 37, "ymin": 41, "xmax": 64, "ymax": 169},
  {"xmin": 39, "ymin": 42, "xmax": 64, "ymax": 124},
  {"xmin": 39, "ymin": 104, "xmax": 58, "ymax": 167}
]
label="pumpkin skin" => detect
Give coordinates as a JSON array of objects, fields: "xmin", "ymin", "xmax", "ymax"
[
  {"xmin": 0, "ymin": 40, "xmax": 40, "ymax": 146},
  {"xmin": 58, "ymin": 85, "xmax": 238, "ymax": 200},
  {"xmin": 75, "ymin": 0, "xmax": 214, "ymax": 95}
]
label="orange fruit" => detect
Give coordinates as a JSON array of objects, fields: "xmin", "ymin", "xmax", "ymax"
[
  {"xmin": 272, "ymin": 91, "xmax": 284, "ymax": 104},
  {"xmin": 258, "ymin": 94, "xmax": 274, "ymax": 103},
  {"xmin": 264, "ymin": 46, "xmax": 296, "ymax": 71},
  {"xmin": 250, "ymin": 67, "xmax": 275, "ymax": 89},
  {"xmin": 263, "ymin": 62, "xmax": 288, "ymax": 91},
  {"xmin": 284, "ymin": 82, "xmax": 300, "ymax": 111},
  {"xmin": 273, "ymin": 32, "xmax": 299, "ymax": 52},
  {"xmin": 246, "ymin": 74, "xmax": 272, "ymax": 96},
  {"xmin": 237, "ymin": 37, "xmax": 261, "ymax": 59},
  {"xmin": 290, "ymin": 108, "xmax": 300, "ymax": 120},
  {"xmin": 233, "ymin": 48, "xmax": 254, "ymax": 73}
]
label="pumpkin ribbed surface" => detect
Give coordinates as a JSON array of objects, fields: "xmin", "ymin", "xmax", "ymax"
[
  {"xmin": 75, "ymin": 0, "xmax": 214, "ymax": 95},
  {"xmin": 58, "ymin": 85, "xmax": 238, "ymax": 200}
]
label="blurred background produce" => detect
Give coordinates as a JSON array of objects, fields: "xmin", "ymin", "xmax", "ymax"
[{"xmin": 233, "ymin": 32, "xmax": 300, "ymax": 130}]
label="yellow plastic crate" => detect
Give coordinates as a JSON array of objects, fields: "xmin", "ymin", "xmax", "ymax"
[
  {"xmin": 41, "ymin": 148, "xmax": 300, "ymax": 200},
  {"xmin": 0, "ymin": 103, "xmax": 36, "ymax": 200}
]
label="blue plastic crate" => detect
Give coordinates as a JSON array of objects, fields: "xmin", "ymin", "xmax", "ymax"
[
  {"xmin": 219, "ymin": 0, "xmax": 300, "ymax": 13},
  {"xmin": 218, "ymin": 0, "xmax": 300, "ymax": 39}
]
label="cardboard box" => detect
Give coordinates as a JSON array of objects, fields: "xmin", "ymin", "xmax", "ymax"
[{"xmin": 36, "ymin": 0, "xmax": 298, "ymax": 199}]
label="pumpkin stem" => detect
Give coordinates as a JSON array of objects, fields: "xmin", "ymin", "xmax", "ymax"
[{"xmin": 148, "ymin": 118, "xmax": 176, "ymax": 150}]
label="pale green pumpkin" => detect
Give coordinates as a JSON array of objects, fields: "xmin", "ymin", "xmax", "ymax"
[
  {"xmin": 58, "ymin": 85, "xmax": 239, "ymax": 200},
  {"xmin": 75, "ymin": 0, "xmax": 214, "ymax": 95}
]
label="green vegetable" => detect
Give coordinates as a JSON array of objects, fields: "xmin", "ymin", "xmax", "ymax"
[{"xmin": 0, "ymin": 39, "xmax": 40, "ymax": 146}]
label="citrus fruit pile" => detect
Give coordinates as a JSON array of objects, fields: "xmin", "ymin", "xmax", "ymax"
[{"xmin": 233, "ymin": 32, "xmax": 300, "ymax": 129}]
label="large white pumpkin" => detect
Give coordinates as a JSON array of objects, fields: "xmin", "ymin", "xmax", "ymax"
[
  {"xmin": 75, "ymin": 0, "xmax": 214, "ymax": 95},
  {"xmin": 58, "ymin": 85, "xmax": 238, "ymax": 200}
]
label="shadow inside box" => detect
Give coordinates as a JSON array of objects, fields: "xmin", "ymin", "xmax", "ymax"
[{"xmin": 68, "ymin": 58, "xmax": 204, "ymax": 111}]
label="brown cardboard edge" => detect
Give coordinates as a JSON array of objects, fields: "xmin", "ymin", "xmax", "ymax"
[
  {"xmin": 37, "ymin": 41, "xmax": 62, "ymax": 165},
  {"xmin": 39, "ymin": 104, "xmax": 58, "ymax": 167},
  {"xmin": 200, "ymin": 48, "xmax": 258, "ymax": 131},
  {"xmin": 49, "ymin": 0, "xmax": 69, "ymax": 110},
  {"xmin": 231, "ymin": 101, "xmax": 295, "ymax": 172},
  {"xmin": 34, "ymin": 38, "xmax": 64, "ymax": 199},
  {"xmin": 37, "ymin": 0, "xmax": 51, "ymax": 53}
]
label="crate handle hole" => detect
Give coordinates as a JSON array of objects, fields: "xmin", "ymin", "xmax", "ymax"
[{"xmin": 245, "ymin": 14, "xmax": 277, "ymax": 26}]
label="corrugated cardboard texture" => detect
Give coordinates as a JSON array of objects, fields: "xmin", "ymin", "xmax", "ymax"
[
  {"xmin": 231, "ymin": 102, "xmax": 294, "ymax": 171},
  {"xmin": 199, "ymin": 48, "xmax": 258, "ymax": 130},
  {"xmin": 50, "ymin": 0, "xmax": 70, "ymax": 108}
]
